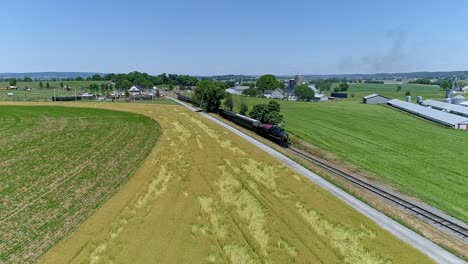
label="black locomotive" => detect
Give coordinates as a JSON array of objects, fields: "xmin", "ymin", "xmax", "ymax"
[
  {"xmin": 176, "ymin": 93, "xmax": 290, "ymax": 147},
  {"xmin": 218, "ymin": 108, "xmax": 290, "ymax": 147},
  {"xmin": 176, "ymin": 93, "xmax": 196, "ymax": 104}
]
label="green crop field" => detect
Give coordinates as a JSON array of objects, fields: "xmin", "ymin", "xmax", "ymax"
[
  {"xmin": 0, "ymin": 105, "xmax": 159, "ymax": 263},
  {"xmin": 231, "ymin": 96, "xmax": 468, "ymax": 222},
  {"xmin": 346, "ymin": 83, "xmax": 445, "ymax": 101}
]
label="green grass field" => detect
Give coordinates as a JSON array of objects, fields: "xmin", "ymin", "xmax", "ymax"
[
  {"xmin": 0, "ymin": 105, "xmax": 160, "ymax": 263},
  {"xmin": 0, "ymin": 80, "xmax": 111, "ymax": 101},
  {"xmin": 231, "ymin": 96, "xmax": 468, "ymax": 222},
  {"xmin": 346, "ymin": 83, "xmax": 445, "ymax": 101}
]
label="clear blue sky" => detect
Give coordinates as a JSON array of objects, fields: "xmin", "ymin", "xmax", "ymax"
[{"xmin": 2, "ymin": 0, "xmax": 468, "ymax": 75}]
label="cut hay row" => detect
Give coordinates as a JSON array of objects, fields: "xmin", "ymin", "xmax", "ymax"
[{"xmin": 37, "ymin": 102, "xmax": 433, "ymax": 264}]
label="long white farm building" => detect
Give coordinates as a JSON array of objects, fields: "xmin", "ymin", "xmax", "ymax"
[
  {"xmin": 422, "ymin": 99, "xmax": 468, "ymax": 117},
  {"xmin": 387, "ymin": 99, "xmax": 468, "ymax": 130}
]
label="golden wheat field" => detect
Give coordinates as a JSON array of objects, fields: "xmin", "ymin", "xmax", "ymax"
[{"xmin": 2, "ymin": 102, "xmax": 432, "ymax": 264}]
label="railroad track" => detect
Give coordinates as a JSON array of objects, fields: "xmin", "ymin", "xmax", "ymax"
[{"xmin": 289, "ymin": 146, "xmax": 468, "ymax": 240}]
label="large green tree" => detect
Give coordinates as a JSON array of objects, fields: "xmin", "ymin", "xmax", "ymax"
[
  {"xmin": 316, "ymin": 79, "xmax": 332, "ymax": 91},
  {"xmin": 8, "ymin": 78, "xmax": 17, "ymax": 86},
  {"xmin": 439, "ymin": 80, "xmax": 453, "ymax": 90},
  {"xmin": 256, "ymin": 74, "xmax": 281, "ymax": 91},
  {"xmin": 23, "ymin": 76, "xmax": 33, "ymax": 82},
  {"xmin": 294, "ymin": 85, "xmax": 315, "ymax": 101},
  {"xmin": 338, "ymin": 81, "xmax": 349, "ymax": 91},
  {"xmin": 194, "ymin": 80, "xmax": 226, "ymax": 112},
  {"xmin": 248, "ymin": 100, "xmax": 284, "ymax": 125},
  {"xmin": 242, "ymin": 88, "xmax": 262, "ymax": 97}
]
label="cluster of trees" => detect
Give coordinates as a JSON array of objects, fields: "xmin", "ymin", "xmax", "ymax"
[
  {"xmin": 108, "ymin": 72, "xmax": 198, "ymax": 89},
  {"xmin": 192, "ymin": 79, "xmax": 284, "ymax": 125},
  {"xmin": 38, "ymin": 82, "xmax": 50, "ymax": 89},
  {"xmin": 249, "ymin": 100, "xmax": 283, "ymax": 125},
  {"xmin": 363, "ymin": 80, "xmax": 384, "ymax": 84},
  {"xmin": 408, "ymin": 79, "xmax": 436, "ymax": 85},
  {"xmin": 193, "ymin": 80, "xmax": 226, "ymax": 112},
  {"xmin": 71, "ymin": 72, "xmax": 199, "ymax": 89},
  {"xmin": 241, "ymin": 75, "xmax": 282, "ymax": 97},
  {"xmin": 335, "ymin": 81, "xmax": 349, "ymax": 92},
  {"xmin": 315, "ymin": 79, "xmax": 333, "ymax": 91},
  {"xmin": 8, "ymin": 78, "xmax": 17, "ymax": 86}
]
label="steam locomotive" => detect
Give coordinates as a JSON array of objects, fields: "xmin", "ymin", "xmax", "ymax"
[
  {"xmin": 176, "ymin": 93, "xmax": 290, "ymax": 147},
  {"xmin": 218, "ymin": 108, "xmax": 290, "ymax": 147}
]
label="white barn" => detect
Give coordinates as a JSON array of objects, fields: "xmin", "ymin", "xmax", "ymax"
[
  {"xmin": 363, "ymin": 94, "xmax": 390, "ymax": 104},
  {"xmin": 225, "ymin": 86, "xmax": 249, "ymax": 95}
]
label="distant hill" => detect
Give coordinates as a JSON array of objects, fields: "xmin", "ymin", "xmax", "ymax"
[
  {"xmin": 0, "ymin": 72, "xmax": 106, "ymax": 80},
  {"xmin": 207, "ymin": 71, "xmax": 468, "ymax": 81},
  {"xmin": 298, "ymin": 71, "xmax": 468, "ymax": 80}
]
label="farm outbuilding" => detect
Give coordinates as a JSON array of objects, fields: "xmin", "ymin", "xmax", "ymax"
[
  {"xmin": 363, "ymin": 94, "xmax": 389, "ymax": 104},
  {"xmin": 387, "ymin": 99, "xmax": 468, "ymax": 130},
  {"xmin": 422, "ymin": 99, "xmax": 468, "ymax": 117}
]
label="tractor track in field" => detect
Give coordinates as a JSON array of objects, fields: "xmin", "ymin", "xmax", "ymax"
[{"xmin": 288, "ymin": 146, "xmax": 468, "ymax": 241}]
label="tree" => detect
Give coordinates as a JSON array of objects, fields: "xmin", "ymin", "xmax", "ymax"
[
  {"xmin": 75, "ymin": 76, "xmax": 84, "ymax": 81},
  {"xmin": 294, "ymin": 84, "xmax": 315, "ymax": 101},
  {"xmin": 23, "ymin": 76, "xmax": 33, "ymax": 82},
  {"xmin": 338, "ymin": 81, "xmax": 349, "ymax": 92},
  {"xmin": 224, "ymin": 80, "xmax": 236, "ymax": 88},
  {"xmin": 92, "ymin": 74, "xmax": 102, "ymax": 81},
  {"xmin": 156, "ymin": 90, "xmax": 160, "ymax": 98},
  {"xmin": 223, "ymin": 93, "xmax": 234, "ymax": 110},
  {"xmin": 316, "ymin": 79, "xmax": 332, "ymax": 91},
  {"xmin": 39, "ymin": 82, "xmax": 43, "ymax": 89},
  {"xmin": 264, "ymin": 111, "xmax": 284, "ymax": 125},
  {"xmin": 46, "ymin": 82, "xmax": 50, "ymax": 88},
  {"xmin": 405, "ymin": 91, "xmax": 411, "ymax": 96},
  {"xmin": 439, "ymin": 80, "xmax": 452, "ymax": 90},
  {"xmin": 396, "ymin": 85, "xmax": 402, "ymax": 92},
  {"xmin": 267, "ymin": 100, "xmax": 280, "ymax": 112},
  {"xmin": 242, "ymin": 88, "xmax": 261, "ymax": 97},
  {"xmin": 242, "ymin": 82, "xmax": 255, "ymax": 89},
  {"xmin": 8, "ymin": 78, "xmax": 17, "ymax": 86},
  {"xmin": 60, "ymin": 82, "xmax": 64, "ymax": 88},
  {"xmin": 248, "ymin": 100, "xmax": 283, "ymax": 125},
  {"xmin": 249, "ymin": 104, "xmax": 268, "ymax": 122},
  {"xmin": 239, "ymin": 102, "xmax": 248, "ymax": 115},
  {"xmin": 194, "ymin": 80, "xmax": 226, "ymax": 112},
  {"xmin": 256, "ymin": 74, "xmax": 281, "ymax": 91}
]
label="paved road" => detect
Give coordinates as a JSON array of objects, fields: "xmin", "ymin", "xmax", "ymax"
[{"xmin": 172, "ymin": 98, "xmax": 466, "ymax": 264}]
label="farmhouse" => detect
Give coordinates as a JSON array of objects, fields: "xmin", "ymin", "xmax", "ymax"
[
  {"xmin": 6, "ymin": 86, "xmax": 17, "ymax": 90},
  {"xmin": 128, "ymin": 85, "xmax": 142, "ymax": 92},
  {"xmin": 263, "ymin": 89, "xmax": 284, "ymax": 99},
  {"xmin": 363, "ymin": 94, "xmax": 389, "ymax": 104},
  {"xmin": 225, "ymin": 85, "xmax": 249, "ymax": 95}
]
